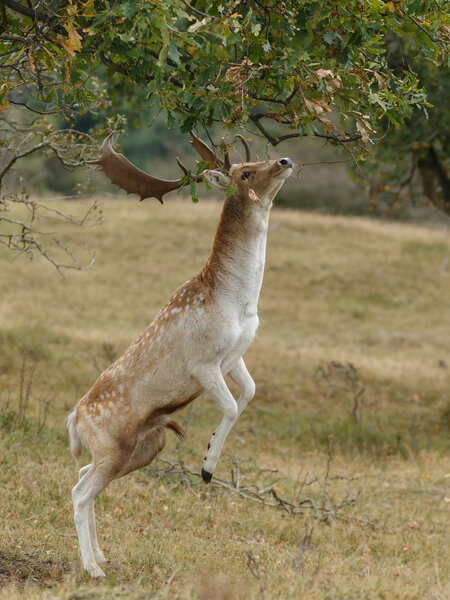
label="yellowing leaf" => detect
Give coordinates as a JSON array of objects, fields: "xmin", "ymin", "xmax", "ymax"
[
  {"xmin": 315, "ymin": 69, "xmax": 342, "ymax": 91},
  {"xmin": 41, "ymin": 47, "xmax": 56, "ymax": 69},
  {"xmin": 27, "ymin": 50, "xmax": 36, "ymax": 73},
  {"xmin": 386, "ymin": 1, "xmax": 395, "ymax": 13},
  {"xmin": 304, "ymin": 98, "xmax": 332, "ymax": 116},
  {"xmin": 63, "ymin": 20, "xmax": 82, "ymax": 56}
]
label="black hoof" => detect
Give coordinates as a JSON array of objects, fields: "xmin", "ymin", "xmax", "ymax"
[
  {"xmin": 201, "ymin": 468, "xmax": 213, "ymax": 484},
  {"xmin": 207, "ymin": 442, "xmax": 211, "ymax": 450}
]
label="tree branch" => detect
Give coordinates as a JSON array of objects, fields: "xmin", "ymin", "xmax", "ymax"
[
  {"xmin": 4, "ymin": 0, "xmax": 38, "ymax": 20},
  {"xmin": 398, "ymin": 7, "xmax": 438, "ymax": 43},
  {"xmin": 97, "ymin": 50, "xmax": 184, "ymax": 87},
  {"xmin": 180, "ymin": 0, "xmax": 216, "ymax": 20},
  {"xmin": 250, "ymin": 114, "xmax": 362, "ymax": 146},
  {"xmin": 0, "ymin": 140, "xmax": 47, "ymax": 182},
  {"xmin": 9, "ymin": 99, "xmax": 59, "ymax": 115},
  {"xmin": 4, "ymin": 0, "xmax": 66, "ymax": 35}
]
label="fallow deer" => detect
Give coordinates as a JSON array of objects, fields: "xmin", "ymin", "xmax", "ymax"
[{"xmin": 67, "ymin": 131, "xmax": 292, "ymax": 577}]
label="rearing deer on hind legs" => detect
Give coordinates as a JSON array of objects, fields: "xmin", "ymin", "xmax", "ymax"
[{"xmin": 67, "ymin": 130, "xmax": 292, "ymax": 577}]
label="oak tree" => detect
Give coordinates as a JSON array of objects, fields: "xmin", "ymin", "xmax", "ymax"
[{"xmin": 0, "ymin": 0, "xmax": 448, "ymax": 267}]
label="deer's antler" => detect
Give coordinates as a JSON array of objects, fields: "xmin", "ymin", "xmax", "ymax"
[
  {"xmin": 221, "ymin": 134, "xmax": 252, "ymax": 172},
  {"xmin": 90, "ymin": 133, "xmax": 196, "ymax": 204},
  {"xmin": 189, "ymin": 131, "xmax": 224, "ymax": 168},
  {"xmin": 235, "ymin": 134, "xmax": 251, "ymax": 162},
  {"xmin": 91, "ymin": 131, "xmax": 250, "ymax": 203}
]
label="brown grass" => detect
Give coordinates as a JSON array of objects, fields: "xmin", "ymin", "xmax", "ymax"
[{"xmin": 0, "ymin": 198, "xmax": 449, "ymax": 599}]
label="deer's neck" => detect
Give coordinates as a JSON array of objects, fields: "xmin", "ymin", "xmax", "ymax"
[{"xmin": 202, "ymin": 194, "xmax": 270, "ymax": 306}]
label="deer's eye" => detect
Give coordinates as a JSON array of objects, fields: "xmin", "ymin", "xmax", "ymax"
[{"xmin": 242, "ymin": 171, "xmax": 251, "ymax": 180}]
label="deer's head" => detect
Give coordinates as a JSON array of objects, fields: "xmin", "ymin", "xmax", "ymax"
[
  {"xmin": 91, "ymin": 132, "xmax": 292, "ymax": 205},
  {"xmin": 204, "ymin": 158, "xmax": 292, "ymax": 207}
]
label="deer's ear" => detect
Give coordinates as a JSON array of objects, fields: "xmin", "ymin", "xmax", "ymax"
[{"xmin": 204, "ymin": 170, "xmax": 231, "ymax": 190}]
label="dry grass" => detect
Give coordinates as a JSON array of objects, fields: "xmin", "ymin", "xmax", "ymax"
[{"xmin": 0, "ymin": 198, "xmax": 449, "ymax": 599}]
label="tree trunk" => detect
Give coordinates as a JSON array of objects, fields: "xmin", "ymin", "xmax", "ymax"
[{"xmin": 416, "ymin": 145, "xmax": 450, "ymax": 217}]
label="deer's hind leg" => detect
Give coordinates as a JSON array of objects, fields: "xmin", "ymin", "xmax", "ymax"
[
  {"xmin": 72, "ymin": 459, "xmax": 119, "ymax": 577},
  {"xmin": 72, "ymin": 425, "xmax": 169, "ymax": 577},
  {"xmin": 77, "ymin": 464, "xmax": 106, "ymax": 565},
  {"xmin": 116, "ymin": 425, "xmax": 167, "ymax": 478}
]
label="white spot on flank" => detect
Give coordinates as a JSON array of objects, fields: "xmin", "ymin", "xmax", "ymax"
[
  {"xmin": 111, "ymin": 390, "xmax": 116, "ymax": 397},
  {"xmin": 196, "ymin": 307, "xmax": 205, "ymax": 316},
  {"xmin": 118, "ymin": 384, "xmax": 124, "ymax": 394},
  {"xmin": 100, "ymin": 394, "xmax": 104, "ymax": 400}
]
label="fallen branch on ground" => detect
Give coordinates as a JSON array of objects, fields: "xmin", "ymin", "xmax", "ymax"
[{"xmin": 149, "ymin": 456, "xmax": 378, "ymax": 529}]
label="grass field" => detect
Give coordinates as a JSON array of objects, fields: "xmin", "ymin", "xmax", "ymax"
[{"xmin": 0, "ymin": 197, "xmax": 449, "ymax": 599}]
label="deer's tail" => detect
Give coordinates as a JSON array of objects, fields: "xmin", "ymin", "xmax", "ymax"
[{"xmin": 67, "ymin": 408, "xmax": 83, "ymax": 462}]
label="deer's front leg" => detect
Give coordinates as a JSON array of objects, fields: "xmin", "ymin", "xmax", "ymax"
[
  {"xmin": 193, "ymin": 366, "xmax": 238, "ymax": 483},
  {"xmin": 228, "ymin": 357, "xmax": 256, "ymax": 417}
]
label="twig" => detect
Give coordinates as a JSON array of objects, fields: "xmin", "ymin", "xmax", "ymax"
[
  {"xmin": 398, "ymin": 7, "xmax": 438, "ymax": 43},
  {"xmin": 270, "ymin": 487, "xmax": 292, "ymax": 514},
  {"xmin": 320, "ymin": 435, "xmax": 335, "ymax": 518},
  {"xmin": 300, "ymin": 158, "xmax": 354, "ymax": 167},
  {"xmin": 180, "ymin": 0, "xmax": 217, "ymax": 19},
  {"xmin": 8, "ymin": 99, "xmax": 59, "ymax": 115},
  {"xmin": 151, "ymin": 456, "xmax": 376, "ymax": 527},
  {"xmin": 290, "ymin": 526, "xmax": 314, "ymax": 592},
  {"xmin": 245, "ymin": 552, "xmax": 267, "ymax": 600}
]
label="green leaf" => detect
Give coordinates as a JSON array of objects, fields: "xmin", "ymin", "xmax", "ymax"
[
  {"xmin": 225, "ymin": 185, "xmax": 237, "ymax": 197},
  {"xmin": 169, "ymin": 38, "xmax": 182, "ymax": 64},
  {"xmin": 190, "ymin": 180, "xmax": 199, "ymax": 203}
]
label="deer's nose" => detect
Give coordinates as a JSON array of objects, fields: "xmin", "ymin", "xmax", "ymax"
[{"xmin": 278, "ymin": 158, "xmax": 293, "ymax": 168}]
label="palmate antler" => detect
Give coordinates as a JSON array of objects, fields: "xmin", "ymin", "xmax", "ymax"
[{"xmin": 91, "ymin": 131, "xmax": 252, "ymax": 204}]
